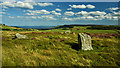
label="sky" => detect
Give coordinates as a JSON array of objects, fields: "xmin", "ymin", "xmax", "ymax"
[
  {"xmin": 0, "ymin": 0, "xmax": 120, "ymax": 2},
  {"xmin": 0, "ymin": 1, "xmax": 119, "ymax": 26}
]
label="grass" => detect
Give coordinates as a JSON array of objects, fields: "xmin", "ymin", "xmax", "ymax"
[{"xmin": 1, "ymin": 25, "xmax": 120, "ymax": 66}]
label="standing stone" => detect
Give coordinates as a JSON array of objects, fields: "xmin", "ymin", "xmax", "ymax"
[
  {"xmin": 78, "ymin": 33, "xmax": 93, "ymax": 50},
  {"xmin": 15, "ymin": 33, "xmax": 28, "ymax": 39}
]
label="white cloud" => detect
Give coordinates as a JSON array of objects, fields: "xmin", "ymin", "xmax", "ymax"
[
  {"xmin": 26, "ymin": 9, "xmax": 62, "ymax": 16},
  {"xmin": 109, "ymin": 7, "xmax": 119, "ymax": 10},
  {"xmin": 9, "ymin": 16, "xmax": 14, "ymax": 19},
  {"xmin": 1, "ymin": 0, "xmax": 16, "ymax": 2},
  {"xmin": 76, "ymin": 11, "xmax": 89, "ymax": 16},
  {"xmin": 2, "ymin": 9, "xmax": 5, "ymax": 11},
  {"xmin": 75, "ymin": 11, "xmax": 106, "ymax": 16},
  {"xmin": 27, "ymin": 10, "xmax": 32, "ymax": 12},
  {"xmin": 1, "ymin": 2, "xmax": 15, "ymax": 7},
  {"xmin": 40, "ymin": 15, "xmax": 57, "ymax": 20},
  {"xmin": 63, "ymin": 11, "xmax": 118, "ymax": 21},
  {"xmin": 63, "ymin": 17, "xmax": 86, "ymax": 21},
  {"xmin": 89, "ymin": 11, "xmax": 106, "ymax": 15},
  {"xmin": 112, "ymin": 16, "xmax": 118, "ymax": 20},
  {"xmin": 2, "ymin": 6, "xmax": 8, "ymax": 9},
  {"xmin": 0, "ymin": 12, "xmax": 6, "ymax": 14},
  {"xmin": 86, "ymin": 16, "xmax": 94, "ymax": 19},
  {"xmin": 15, "ymin": 1, "xmax": 34, "ymax": 9},
  {"xmin": 94, "ymin": 13, "xmax": 118, "ymax": 20},
  {"xmin": 38, "ymin": 3, "xmax": 53, "ymax": 6},
  {"xmin": 63, "ymin": 13, "xmax": 118, "ymax": 21},
  {"xmin": 104, "ymin": 13, "xmax": 112, "ymax": 20},
  {"xmin": 40, "ymin": 10, "xmax": 50, "ymax": 14},
  {"xmin": 80, "ymin": 16, "xmax": 86, "ymax": 19},
  {"xmin": 17, "ymin": 16, "xmax": 22, "ymax": 18},
  {"xmin": 51, "ymin": 11, "xmax": 61, "ymax": 16},
  {"xmin": 55, "ymin": 8, "xmax": 61, "ymax": 11},
  {"xmin": 62, "ymin": 17, "xmax": 74, "ymax": 21},
  {"xmin": 31, "ymin": 16, "xmax": 37, "ymax": 19},
  {"xmin": 21, "ymin": 16, "xmax": 37, "ymax": 19},
  {"xmin": 94, "ymin": 15, "xmax": 105, "ymax": 20},
  {"xmin": 63, "ymin": 17, "xmax": 81, "ymax": 21},
  {"xmin": 112, "ymin": 11, "xmax": 120, "ymax": 15},
  {"xmin": 64, "ymin": 11, "xmax": 74, "ymax": 16},
  {"xmin": 23, "ymin": 0, "xmax": 34, "ymax": 2},
  {"xmin": 63, "ymin": 16, "xmax": 102, "ymax": 21},
  {"xmin": 1, "ymin": 1, "xmax": 36, "ymax": 9},
  {"xmin": 27, "ymin": 9, "xmax": 50, "ymax": 15},
  {"xmin": 16, "ymin": 15, "xmax": 57, "ymax": 20},
  {"xmin": 67, "ymin": 8, "xmax": 72, "ymax": 10},
  {"xmin": 25, "ymin": 13, "xmax": 34, "ymax": 15},
  {"xmin": 70, "ymin": 4, "xmax": 86, "ymax": 9},
  {"xmin": 86, "ymin": 4, "xmax": 95, "ymax": 9},
  {"xmin": 69, "ymin": 4, "xmax": 95, "ymax": 9}
]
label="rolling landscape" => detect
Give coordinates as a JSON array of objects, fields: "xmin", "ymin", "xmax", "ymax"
[
  {"xmin": 1, "ymin": 24, "xmax": 120, "ymax": 66},
  {"xmin": 0, "ymin": 1, "xmax": 120, "ymax": 67}
]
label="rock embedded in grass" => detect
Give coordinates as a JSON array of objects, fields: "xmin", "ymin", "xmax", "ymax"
[
  {"xmin": 14, "ymin": 33, "xmax": 28, "ymax": 39},
  {"xmin": 64, "ymin": 30, "xmax": 71, "ymax": 34},
  {"xmin": 78, "ymin": 33, "xmax": 93, "ymax": 51}
]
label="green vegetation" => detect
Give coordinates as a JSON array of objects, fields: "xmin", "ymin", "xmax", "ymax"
[
  {"xmin": 1, "ymin": 25, "xmax": 38, "ymax": 31},
  {"xmin": 87, "ymin": 25, "xmax": 120, "ymax": 30},
  {"xmin": 1, "ymin": 25, "xmax": 120, "ymax": 66}
]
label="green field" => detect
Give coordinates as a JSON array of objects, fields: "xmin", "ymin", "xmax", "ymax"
[{"xmin": 1, "ymin": 25, "xmax": 120, "ymax": 66}]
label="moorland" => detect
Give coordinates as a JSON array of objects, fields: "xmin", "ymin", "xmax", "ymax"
[{"xmin": 1, "ymin": 24, "xmax": 120, "ymax": 66}]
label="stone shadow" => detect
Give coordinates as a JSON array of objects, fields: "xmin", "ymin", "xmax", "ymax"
[{"xmin": 65, "ymin": 42, "xmax": 79, "ymax": 51}]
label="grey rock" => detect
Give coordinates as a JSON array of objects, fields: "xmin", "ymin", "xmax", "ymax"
[
  {"xmin": 65, "ymin": 30, "xmax": 71, "ymax": 34},
  {"xmin": 15, "ymin": 33, "xmax": 28, "ymax": 39},
  {"xmin": 78, "ymin": 33, "xmax": 93, "ymax": 50}
]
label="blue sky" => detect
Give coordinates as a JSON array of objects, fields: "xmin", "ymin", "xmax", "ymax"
[
  {"xmin": 0, "ymin": 2, "xmax": 119, "ymax": 26},
  {"xmin": 0, "ymin": 0, "xmax": 120, "ymax": 2}
]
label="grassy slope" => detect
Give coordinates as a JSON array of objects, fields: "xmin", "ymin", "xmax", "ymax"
[{"xmin": 1, "ymin": 25, "xmax": 120, "ymax": 66}]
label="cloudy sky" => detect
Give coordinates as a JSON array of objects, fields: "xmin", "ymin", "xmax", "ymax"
[{"xmin": 0, "ymin": 1, "xmax": 119, "ymax": 26}]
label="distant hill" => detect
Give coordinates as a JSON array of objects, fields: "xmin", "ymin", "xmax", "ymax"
[
  {"xmin": 1, "ymin": 24, "xmax": 120, "ymax": 30},
  {"xmin": 1, "ymin": 24, "xmax": 38, "ymax": 31},
  {"xmin": 54, "ymin": 24, "xmax": 120, "ymax": 30}
]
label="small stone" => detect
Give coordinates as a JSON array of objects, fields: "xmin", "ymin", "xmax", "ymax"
[
  {"xmin": 64, "ymin": 30, "xmax": 71, "ymax": 34},
  {"xmin": 78, "ymin": 33, "xmax": 93, "ymax": 50},
  {"xmin": 15, "ymin": 33, "xmax": 28, "ymax": 39}
]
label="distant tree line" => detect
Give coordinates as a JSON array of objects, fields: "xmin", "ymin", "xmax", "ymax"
[
  {"xmin": 87, "ymin": 25, "xmax": 120, "ymax": 30},
  {"xmin": 0, "ymin": 24, "xmax": 6, "ymax": 26}
]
